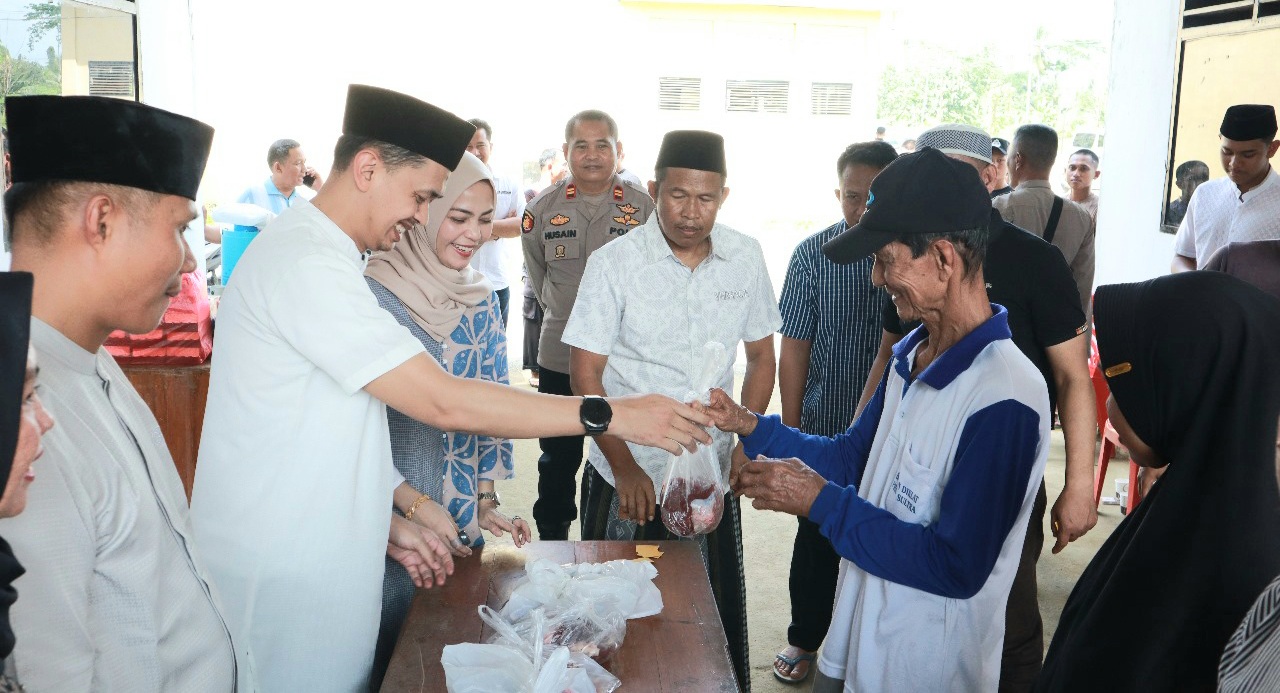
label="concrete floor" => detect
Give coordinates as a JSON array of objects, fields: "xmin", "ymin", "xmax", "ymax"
[{"xmin": 483, "ymin": 366, "xmax": 1131, "ymax": 692}]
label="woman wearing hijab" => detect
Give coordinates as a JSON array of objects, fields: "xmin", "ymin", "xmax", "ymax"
[
  {"xmin": 0, "ymin": 272, "xmax": 57, "ymax": 689},
  {"xmin": 364, "ymin": 152, "xmax": 530, "ymax": 683},
  {"xmin": 1035, "ymin": 271, "xmax": 1280, "ymax": 691}
]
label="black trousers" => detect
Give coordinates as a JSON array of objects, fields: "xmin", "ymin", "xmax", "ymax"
[
  {"xmin": 1000, "ymin": 480, "xmax": 1048, "ymax": 693},
  {"xmin": 531, "ymin": 367, "xmax": 584, "ymax": 539},
  {"xmin": 494, "ymin": 286, "xmax": 510, "ymax": 329},
  {"xmin": 787, "ymin": 515, "xmax": 842, "ymax": 652},
  {"xmin": 521, "ymin": 281, "xmax": 542, "ymax": 372}
]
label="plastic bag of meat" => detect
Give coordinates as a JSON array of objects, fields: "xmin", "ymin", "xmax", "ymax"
[
  {"xmin": 659, "ymin": 341, "xmax": 730, "ymax": 537},
  {"xmin": 475, "ymin": 606, "xmax": 622, "ymax": 693}
]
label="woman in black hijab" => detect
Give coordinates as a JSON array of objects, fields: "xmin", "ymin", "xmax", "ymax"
[
  {"xmin": 0, "ymin": 271, "xmax": 56, "ymax": 688},
  {"xmin": 1036, "ymin": 272, "xmax": 1280, "ymax": 691}
]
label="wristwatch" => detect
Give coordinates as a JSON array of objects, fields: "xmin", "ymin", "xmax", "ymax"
[
  {"xmin": 477, "ymin": 491, "xmax": 501, "ymax": 506},
  {"xmin": 580, "ymin": 396, "xmax": 612, "ymax": 436}
]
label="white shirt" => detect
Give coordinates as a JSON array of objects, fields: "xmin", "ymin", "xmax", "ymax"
[
  {"xmin": 469, "ymin": 173, "xmax": 525, "ymax": 290},
  {"xmin": 562, "ymin": 216, "xmax": 781, "ymax": 494},
  {"xmin": 1174, "ymin": 168, "xmax": 1280, "ymax": 263},
  {"xmin": 1, "ymin": 319, "xmax": 240, "ymax": 692},
  {"xmin": 191, "ymin": 201, "xmax": 424, "ymax": 691},
  {"xmin": 819, "ymin": 323, "xmax": 1049, "ymax": 691}
]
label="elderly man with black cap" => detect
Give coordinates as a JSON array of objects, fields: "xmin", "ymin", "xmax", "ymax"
[
  {"xmin": 704, "ymin": 147, "xmax": 1050, "ymax": 692},
  {"xmin": 191, "ymin": 86, "xmax": 711, "ymax": 691},
  {"xmin": 863, "ymin": 123, "xmax": 1097, "ymax": 691},
  {"xmin": 1172, "ymin": 104, "xmax": 1280, "ymax": 272},
  {"xmin": 564, "ymin": 129, "xmax": 780, "ymax": 691},
  {"xmin": 0, "ymin": 95, "xmax": 246, "ymax": 690}
]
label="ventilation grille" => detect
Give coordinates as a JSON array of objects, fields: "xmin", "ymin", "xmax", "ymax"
[
  {"xmin": 726, "ymin": 80, "xmax": 789, "ymax": 114},
  {"xmin": 658, "ymin": 77, "xmax": 701, "ymax": 111},
  {"xmin": 811, "ymin": 82, "xmax": 852, "ymax": 116},
  {"xmin": 88, "ymin": 61, "xmax": 135, "ymax": 99}
]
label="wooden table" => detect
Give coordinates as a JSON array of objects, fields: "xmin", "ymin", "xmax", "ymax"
[{"xmin": 381, "ymin": 541, "xmax": 738, "ymax": 692}]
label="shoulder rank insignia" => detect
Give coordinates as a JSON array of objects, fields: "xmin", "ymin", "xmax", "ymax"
[
  {"xmin": 550, "ymin": 214, "xmax": 571, "ymax": 226},
  {"xmin": 565, "ymin": 183, "xmax": 576, "ymax": 200},
  {"xmin": 613, "ymin": 185, "xmax": 624, "ymax": 200},
  {"xmin": 521, "ymin": 210, "xmax": 534, "ymax": 234},
  {"xmin": 613, "ymin": 203, "xmax": 641, "ymax": 226}
]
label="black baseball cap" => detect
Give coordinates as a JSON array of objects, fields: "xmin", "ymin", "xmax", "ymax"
[{"xmin": 821, "ymin": 147, "xmax": 992, "ymax": 265}]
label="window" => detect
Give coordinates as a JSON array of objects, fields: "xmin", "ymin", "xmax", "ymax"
[
  {"xmin": 89, "ymin": 60, "xmax": 135, "ymax": 99},
  {"xmin": 726, "ymin": 80, "xmax": 788, "ymax": 114},
  {"xmin": 658, "ymin": 77, "xmax": 701, "ymax": 111},
  {"xmin": 810, "ymin": 82, "xmax": 852, "ymax": 116}
]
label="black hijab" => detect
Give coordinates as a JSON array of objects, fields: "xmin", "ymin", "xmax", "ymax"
[
  {"xmin": 1036, "ymin": 272, "xmax": 1280, "ymax": 691},
  {"xmin": 0, "ymin": 271, "xmax": 33, "ymax": 660}
]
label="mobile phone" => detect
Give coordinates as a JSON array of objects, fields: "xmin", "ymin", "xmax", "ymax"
[{"xmin": 303, "ymin": 172, "xmax": 317, "ymax": 188}]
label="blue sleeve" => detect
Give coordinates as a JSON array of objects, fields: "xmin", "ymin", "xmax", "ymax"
[
  {"xmin": 741, "ymin": 372, "xmax": 887, "ymax": 487},
  {"xmin": 809, "ymin": 399, "xmax": 1042, "ymax": 599}
]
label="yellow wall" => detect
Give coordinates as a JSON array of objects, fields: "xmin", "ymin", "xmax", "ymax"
[{"xmin": 61, "ymin": 4, "xmax": 135, "ymax": 96}]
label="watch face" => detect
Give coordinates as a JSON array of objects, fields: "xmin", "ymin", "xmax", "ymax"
[{"xmin": 582, "ymin": 396, "xmax": 610, "ymax": 426}]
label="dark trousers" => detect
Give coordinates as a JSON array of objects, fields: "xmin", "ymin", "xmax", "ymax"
[
  {"xmin": 532, "ymin": 367, "xmax": 583, "ymax": 539},
  {"xmin": 1000, "ymin": 481, "xmax": 1048, "ymax": 693},
  {"xmin": 494, "ymin": 286, "xmax": 510, "ymax": 329},
  {"xmin": 787, "ymin": 515, "xmax": 842, "ymax": 652},
  {"xmin": 521, "ymin": 282, "xmax": 542, "ymax": 372}
]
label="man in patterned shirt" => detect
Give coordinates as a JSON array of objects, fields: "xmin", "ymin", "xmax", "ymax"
[
  {"xmin": 770, "ymin": 140, "xmax": 897, "ymax": 684},
  {"xmin": 565, "ymin": 130, "xmax": 781, "ymax": 692}
]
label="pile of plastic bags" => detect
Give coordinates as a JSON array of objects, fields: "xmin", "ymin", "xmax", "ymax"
[{"xmin": 442, "ymin": 559, "xmax": 663, "ymax": 693}]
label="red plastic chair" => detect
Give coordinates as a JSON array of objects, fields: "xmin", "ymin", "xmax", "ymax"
[{"xmin": 1090, "ymin": 330, "xmax": 1141, "ymax": 514}]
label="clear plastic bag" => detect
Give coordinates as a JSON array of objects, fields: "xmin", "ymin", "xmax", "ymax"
[
  {"xmin": 498, "ymin": 558, "xmax": 662, "ymax": 622},
  {"xmin": 660, "ymin": 342, "xmax": 730, "ymax": 537},
  {"xmin": 469, "ymin": 606, "xmax": 623, "ymax": 693}
]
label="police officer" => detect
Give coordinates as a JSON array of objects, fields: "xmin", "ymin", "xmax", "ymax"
[{"xmin": 521, "ymin": 109, "xmax": 654, "ymax": 540}]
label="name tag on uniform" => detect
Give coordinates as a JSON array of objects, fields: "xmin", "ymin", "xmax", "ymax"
[
  {"xmin": 545, "ymin": 238, "xmax": 581, "ymax": 262},
  {"xmin": 715, "ymin": 290, "xmax": 748, "ymax": 301}
]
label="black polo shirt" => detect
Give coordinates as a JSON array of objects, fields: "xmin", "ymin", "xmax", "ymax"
[{"xmin": 882, "ymin": 209, "xmax": 1087, "ymax": 410}]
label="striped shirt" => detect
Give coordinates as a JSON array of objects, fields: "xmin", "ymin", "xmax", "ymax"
[
  {"xmin": 1220, "ymin": 573, "xmax": 1280, "ymax": 693},
  {"xmin": 778, "ymin": 220, "xmax": 886, "ymax": 436}
]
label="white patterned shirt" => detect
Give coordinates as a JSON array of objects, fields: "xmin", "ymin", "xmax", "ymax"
[
  {"xmin": 562, "ymin": 216, "xmax": 782, "ymax": 494},
  {"xmin": 1, "ymin": 320, "xmax": 241, "ymax": 692},
  {"xmin": 1174, "ymin": 167, "xmax": 1280, "ymax": 263}
]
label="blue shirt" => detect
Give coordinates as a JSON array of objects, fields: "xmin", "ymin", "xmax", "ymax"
[
  {"xmin": 236, "ymin": 177, "xmax": 314, "ymax": 216},
  {"xmin": 778, "ymin": 219, "xmax": 886, "ymax": 436},
  {"xmin": 741, "ymin": 305, "xmax": 1049, "ymax": 690}
]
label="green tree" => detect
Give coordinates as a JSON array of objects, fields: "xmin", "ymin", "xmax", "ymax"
[
  {"xmin": 877, "ymin": 28, "xmax": 1107, "ymax": 139},
  {"xmin": 24, "ymin": 1, "xmax": 60, "ymax": 52},
  {"xmin": 0, "ymin": 41, "xmax": 61, "ymax": 125}
]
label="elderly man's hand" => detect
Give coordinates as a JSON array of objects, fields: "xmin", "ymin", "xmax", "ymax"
[
  {"xmin": 1049, "ymin": 483, "xmax": 1098, "ymax": 554},
  {"xmin": 700, "ymin": 388, "xmax": 758, "ymax": 436},
  {"xmin": 737, "ymin": 456, "xmax": 827, "ymax": 517}
]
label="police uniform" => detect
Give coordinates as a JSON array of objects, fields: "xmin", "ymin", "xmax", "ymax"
[{"xmin": 520, "ymin": 174, "xmax": 654, "ymax": 538}]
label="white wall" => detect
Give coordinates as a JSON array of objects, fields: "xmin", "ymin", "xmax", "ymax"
[{"xmin": 1093, "ymin": 0, "xmax": 1181, "ymax": 286}]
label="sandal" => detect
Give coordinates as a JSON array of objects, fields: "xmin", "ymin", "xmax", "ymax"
[{"xmin": 773, "ymin": 650, "xmax": 816, "ymax": 684}]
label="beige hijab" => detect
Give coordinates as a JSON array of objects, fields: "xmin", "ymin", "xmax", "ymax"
[{"xmin": 365, "ymin": 152, "xmax": 496, "ymax": 343}]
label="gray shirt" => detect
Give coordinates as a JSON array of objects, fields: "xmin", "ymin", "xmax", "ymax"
[
  {"xmin": 0, "ymin": 319, "xmax": 240, "ymax": 691},
  {"xmin": 993, "ymin": 180, "xmax": 1096, "ymax": 317}
]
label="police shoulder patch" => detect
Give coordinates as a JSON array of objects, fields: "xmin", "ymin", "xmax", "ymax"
[{"xmin": 521, "ymin": 210, "xmax": 534, "ymax": 234}]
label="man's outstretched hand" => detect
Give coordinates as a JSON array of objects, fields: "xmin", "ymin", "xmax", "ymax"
[
  {"xmin": 610, "ymin": 393, "xmax": 713, "ymax": 455},
  {"xmin": 699, "ymin": 388, "xmax": 758, "ymax": 437}
]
